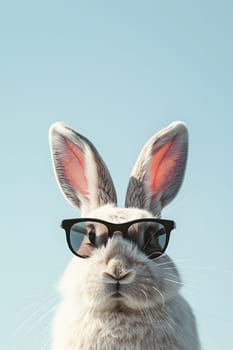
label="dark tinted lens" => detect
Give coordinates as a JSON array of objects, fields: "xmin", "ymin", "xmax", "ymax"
[
  {"xmin": 69, "ymin": 220, "xmax": 109, "ymax": 255},
  {"xmin": 143, "ymin": 222, "xmax": 168, "ymax": 258},
  {"xmin": 70, "ymin": 222, "xmax": 88, "ymax": 253}
]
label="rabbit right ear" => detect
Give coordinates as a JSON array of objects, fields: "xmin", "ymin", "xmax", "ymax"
[
  {"xmin": 125, "ymin": 121, "xmax": 188, "ymax": 216},
  {"xmin": 49, "ymin": 122, "xmax": 117, "ymax": 215}
]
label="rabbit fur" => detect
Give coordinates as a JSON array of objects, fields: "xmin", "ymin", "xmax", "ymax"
[{"xmin": 49, "ymin": 121, "xmax": 201, "ymax": 350}]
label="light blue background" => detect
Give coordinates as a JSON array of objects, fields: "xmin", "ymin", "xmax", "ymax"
[{"xmin": 1, "ymin": 1, "xmax": 233, "ymax": 349}]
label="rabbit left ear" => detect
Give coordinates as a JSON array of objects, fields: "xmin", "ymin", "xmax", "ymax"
[
  {"xmin": 49, "ymin": 122, "xmax": 117, "ymax": 215},
  {"xmin": 125, "ymin": 121, "xmax": 188, "ymax": 216}
]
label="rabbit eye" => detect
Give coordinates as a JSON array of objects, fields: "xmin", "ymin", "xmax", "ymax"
[
  {"xmin": 143, "ymin": 225, "xmax": 167, "ymax": 258},
  {"xmin": 88, "ymin": 230, "xmax": 96, "ymax": 245}
]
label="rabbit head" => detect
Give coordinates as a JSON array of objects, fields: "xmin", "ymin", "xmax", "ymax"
[{"xmin": 49, "ymin": 121, "xmax": 188, "ymax": 314}]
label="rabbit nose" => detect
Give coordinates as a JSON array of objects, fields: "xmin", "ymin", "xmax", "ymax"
[
  {"xmin": 103, "ymin": 269, "xmax": 135, "ymax": 284},
  {"xmin": 102, "ymin": 258, "xmax": 136, "ymax": 284}
]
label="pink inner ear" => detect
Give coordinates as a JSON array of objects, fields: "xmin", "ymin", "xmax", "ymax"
[
  {"xmin": 150, "ymin": 138, "xmax": 179, "ymax": 194},
  {"xmin": 60, "ymin": 139, "xmax": 89, "ymax": 196}
]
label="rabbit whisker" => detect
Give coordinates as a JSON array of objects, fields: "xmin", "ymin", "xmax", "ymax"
[
  {"xmin": 139, "ymin": 288, "xmax": 149, "ymax": 302},
  {"xmin": 26, "ymin": 304, "xmax": 57, "ymax": 335},
  {"xmin": 24, "ymin": 285, "xmax": 57, "ymax": 299},
  {"xmin": 147, "ymin": 252, "xmax": 167, "ymax": 260},
  {"xmin": 163, "ymin": 278, "xmax": 199, "ymax": 291},
  {"xmin": 15, "ymin": 291, "xmax": 59, "ymax": 321},
  {"xmin": 13, "ymin": 296, "xmax": 58, "ymax": 338},
  {"xmin": 39, "ymin": 319, "xmax": 53, "ymax": 349},
  {"xmin": 155, "ymin": 261, "xmax": 176, "ymax": 266},
  {"xmin": 163, "ymin": 264, "xmax": 233, "ymax": 274},
  {"xmin": 140, "ymin": 306, "xmax": 154, "ymax": 326},
  {"xmin": 151, "ymin": 286, "xmax": 165, "ymax": 308},
  {"xmin": 154, "ymin": 258, "xmax": 192, "ymax": 266}
]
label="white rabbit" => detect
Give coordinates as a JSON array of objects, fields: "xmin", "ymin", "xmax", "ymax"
[{"xmin": 49, "ymin": 121, "xmax": 201, "ymax": 350}]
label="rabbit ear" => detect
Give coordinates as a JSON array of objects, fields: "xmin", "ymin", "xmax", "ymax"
[
  {"xmin": 125, "ymin": 121, "xmax": 188, "ymax": 216},
  {"xmin": 49, "ymin": 122, "xmax": 117, "ymax": 215}
]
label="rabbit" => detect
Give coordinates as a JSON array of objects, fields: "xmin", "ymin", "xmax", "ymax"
[{"xmin": 49, "ymin": 121, "xmax": 201, "ymax": 350}]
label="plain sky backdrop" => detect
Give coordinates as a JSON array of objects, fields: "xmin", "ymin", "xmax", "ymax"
[{"xmin": 1, "ymin": 1, "xmax": 233, "ymax": 349}]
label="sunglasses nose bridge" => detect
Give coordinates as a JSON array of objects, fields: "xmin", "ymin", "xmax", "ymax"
[
  {"xmin": 112, "ymin": 230, "xmax": 123, "ymax": 238},
  {"xmin": 108, "ymin": 223, "xmax": 129, "ymax": 239}
]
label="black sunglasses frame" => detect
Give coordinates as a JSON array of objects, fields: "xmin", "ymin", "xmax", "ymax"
[{"xmin": 61, "ymin": 218, "xmax": 176, "ymax": 259}]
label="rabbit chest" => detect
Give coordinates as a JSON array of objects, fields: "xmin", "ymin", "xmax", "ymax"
[
  {"xmin": 54, "ymin": 302, "xmax": 199, "ymax": 350},
  {"xmin": 72, "ymin": 311, "xmax": 178, "ymax": 350}
]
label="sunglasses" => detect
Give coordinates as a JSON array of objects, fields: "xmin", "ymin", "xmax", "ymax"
[{"xmin": 61, "ymin": 218, "xmax": 175, "ymax": 259}]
